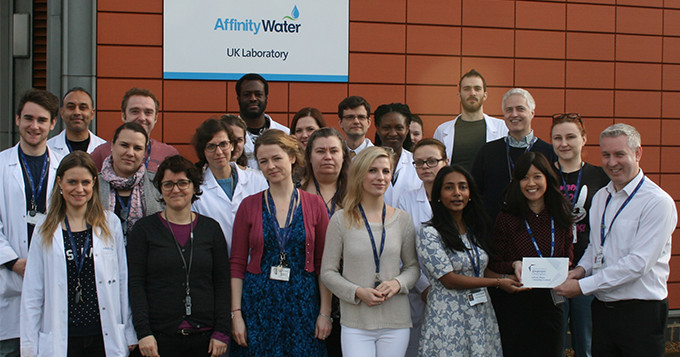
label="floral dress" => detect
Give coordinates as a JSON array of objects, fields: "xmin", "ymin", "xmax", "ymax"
[
  {"xmin": 416, "ymin": 225, "xmax": 503, "ymax": 357},
  {"xmin": 231, "ymin": 201, "xmax": 327, "ymax": 357}
]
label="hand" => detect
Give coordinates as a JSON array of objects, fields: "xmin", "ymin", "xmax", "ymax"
[
  {"xmin": 511, "ymin": 260, "xmax": 522, "ymax": 283},
  {"xmin": 497, "ymin": 278, "xmax": 530, "ymax": 294},
  {"xmin": 128, "ymin": 344, "xmax": 138, "ymax": 352},
  {"xmin": 315, "ymin": 314, "xmax": 332, "ymax": 340},
  {"xmin": 355, "ymin": 287, "xmax": 385, "ymax": 307},
  {"xmin": 420, "ymin": 286, "xmax": 430, "ymax": 302},
  {"xmin": 375, "ymin": 279, "xmax": 401, "ymax": 300},
  {"xmin": 567, "ymin": 266, "xmax": 586, "ymax": 280},
  {"xmin": 208, "ymin": 338, "xmax": 227, "ymax": 357},
  {"xmin": 138, "ymin": 335, "xmax": 159, "ymax": 357},
  {"xmin": 12, "ymin": 258, "xmax": 26, "ymax": 277},
  {"xmin": 231, "ymin": 311, "xmax": 248, "ymax": 346},
  {"xmin": 554, "ymin": 278, "xmax": 583, "ymax": 298}
]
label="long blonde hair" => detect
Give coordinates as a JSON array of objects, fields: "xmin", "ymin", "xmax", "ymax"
[
  {"xmin": 342, "ymin": 146, "xmax": 393, "ymax": 228},
  {"xmin": 40, "ymin": 151, "xmax": 111, "ymax": 247}
]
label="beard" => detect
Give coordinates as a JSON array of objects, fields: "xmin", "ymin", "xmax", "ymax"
[
  {"xmin": 461, "ymin": 96, "xmax": 483, "ymax": 113},
  {"xmin": 240, "ymin": 99, "xmax": 267, "ymax": 120}
]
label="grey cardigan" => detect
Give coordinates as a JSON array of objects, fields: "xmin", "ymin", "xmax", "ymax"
[{"xmin": 98, "ymin": 171, "xmax": 163, "ymax": 217}]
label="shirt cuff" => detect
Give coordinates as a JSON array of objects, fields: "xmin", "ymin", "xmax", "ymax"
[
  {"xmin": 211, "ymin": 331, "xmax": 230, "ymax": 344},
  {"xmin": 3, "ymin": 258, "xmax": 18, "ymax": 271}
]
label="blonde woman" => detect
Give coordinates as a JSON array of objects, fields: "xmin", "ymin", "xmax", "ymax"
[
  {"xmin": 321, "ymin": 146, "xmax": 420, "ymax": 357},
  {"xmin": 20, "ymin": 151, "xmax": 136, "ymax": 357}
]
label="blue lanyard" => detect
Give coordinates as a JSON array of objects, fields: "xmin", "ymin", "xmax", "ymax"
[
  {"xmin": 313, "ymin": 177, "xmax": 337, "ymax": 218},
  {"xmin": 114, "ymin": 191, "xmax": 132, "ymax": 220},
  {"xmin": 359, "ymin": 203, "xmax": 386, "ymax": 275},
  {"xmin": 558, "ymin": 162, "xmax": 583, "ymax": 208},
  {"xmin": 524, "ymin": 216, "xmax": 555, "ymax": 258},
  {"xmin": 18, "ymin": 146, "xmax": 49, "ymax": 215},
  {"xmin": 600, "ymin": 176, "xmax": 645, "ymax": 247},
  {"xmin": 266, "ymin": 188, "xmax": 298, "ymax": 253},
  {"xmin": 505, "ymin": 137, "xmax": 537, "ymax": 180},
  {"xmin": 65, "ymin": 138, "xmax": 73, "ymax": 153},
  {"xmin": 463, "ymin": 231, "xmax": 481, "ymax": 277},
  {"xmin": 144, "ymin": 142, "xmax": 152, "ymax": 169},
  {"xmin": 64, "ymin": 217, "xmax": 91, "ymax": 277}
]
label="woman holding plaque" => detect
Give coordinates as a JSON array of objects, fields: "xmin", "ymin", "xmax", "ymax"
[
  {"xmin": 321, "ymin": 146, "xmax": 420, "ymax": 357},
  {"xmin": 489, "ymin": 151, "xmax": 574, "ymax": 357},
  {"xmin": 230, "ymin": 129, "xmax": 331, "ymax": 356}
]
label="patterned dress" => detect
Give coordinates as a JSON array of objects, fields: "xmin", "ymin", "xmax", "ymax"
[
  {"xmin": 231, "ymin": 201, "xmax": 327, "ymax": 357},
  {"xmin": 416, "ymin": 225, "xmax": 503, "ymax": 357}
]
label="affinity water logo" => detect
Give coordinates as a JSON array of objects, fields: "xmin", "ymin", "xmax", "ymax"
[{"xmin": 214, "ymin": 5, "xmax": 302, "ymax": 35}]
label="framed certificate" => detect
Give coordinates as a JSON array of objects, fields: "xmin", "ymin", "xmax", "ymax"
[{"xmin": 521, "ymin": 257, "xmax": 569, "ymax": 288}]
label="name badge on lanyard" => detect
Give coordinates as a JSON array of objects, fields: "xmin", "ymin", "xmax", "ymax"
[
  {"xmin": 464, "ymin": 234, "xmax": 488, "ymax": 306},
  {"xmin": 267, "ymin": 189, "xmax": 297, "ymax": 282}
]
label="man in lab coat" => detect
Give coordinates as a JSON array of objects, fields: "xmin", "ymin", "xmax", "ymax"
[
  {"xmin": 47, "ymin": 87, "xmax": 106, "ymax": 155},
  {"xmin": 0, "ymin": 89, "xmax": 63, "ymax": 357}
]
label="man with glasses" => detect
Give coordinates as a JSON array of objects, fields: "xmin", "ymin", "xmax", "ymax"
[
  {"xmin": 337, "ymin": 96, "xmax": 373, "ymax": 159},
  {"xmin": 433, "ymin": 69, "xmax": 507, "ymax": 171}
]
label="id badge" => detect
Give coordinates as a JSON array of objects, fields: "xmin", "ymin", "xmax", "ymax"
[
  {"xmin": 550, "ymin": 289, "xmax": 565, "ymax": 305},
  {"xmin": 270, "ymin": 266, "xmax": 291, "ymax": 281},
  {"xmin": 594, "ymin": 252, "xmax": 604, "ymax": 269},
  {"xmin": 26, "ymin": 212, "xmax": 46, "ymax": 225},
  {"xmin": 468, "ymin": 289, "xmax": 488, "ymax": 306}
]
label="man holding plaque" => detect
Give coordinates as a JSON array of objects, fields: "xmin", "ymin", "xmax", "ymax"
[{"xmin": 555, "ymin": 124, "xmax": 677, "ymax": 357}]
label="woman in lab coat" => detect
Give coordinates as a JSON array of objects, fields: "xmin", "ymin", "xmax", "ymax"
[
  {"xmin": 20, "ymin": 151, "xmax": 136, "ymax": 357},
  {"xmin": 190, "ymin": 119, "xmax": 268, "ymax": 254}
]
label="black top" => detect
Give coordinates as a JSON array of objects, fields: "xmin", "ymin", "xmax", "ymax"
[
  {"xmin": 64, "ymin": 228, "xmax": 102, "ymax": 336},
  {"xmin": 553, "ymin": 162, "xmax": 609, "ymax": 265},
  {"xmin": 67, "ymin": 137, "xmax": 91, "ymax": 153},
  {"xmin": 127, "ymin": 213, "xmax": 230, "ymax": 338},
  {"xmin": 471, "ymin": 137, "xmax": 557, "ymax": 222}
]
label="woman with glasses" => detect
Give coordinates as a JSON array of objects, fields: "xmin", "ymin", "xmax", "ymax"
[
  {"xmin": 230, "ymin": 129, "xmax": 331, "ymax": 356},
  {"xmin": 191, "ymin": 119, "xmax": 268, "ymax": 254},
  {"xmin": 21, "ymin": 152, "xmax": 136, "ymax": 357},
  {"xmin": 291, "ymin": 107, "xmax": 326, "ymax": 150},
  {"xmin": 395, "ymin": 138, "xmax": 449, "ymax": 357},
  {"xmin": 550, "ymin": 113, "xmax": 608, "ymax": 357},
  {"xmin": 127, "ymin": 155, "xmax": 230, "ymax": 357},
  {"xmin": 98, "ymin": 122, "xmax": 162, "ymax": 243},
  {"xmin": 373, "ymin": 103, "xmax": 420, "ymax": 206},
  {"xmin": 321, "ymin": 146, "xmax": 420, "ymax": 357},
  {"xmin": 489, "ymin": 152, "xmax": 574, "ymax": 357}
]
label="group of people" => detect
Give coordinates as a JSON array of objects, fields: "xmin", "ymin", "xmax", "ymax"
[{"xmin": 0, "ymin": 70, "xmax": 675, "ymax": 357}]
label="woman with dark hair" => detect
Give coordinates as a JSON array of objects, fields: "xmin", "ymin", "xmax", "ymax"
[
  {"xmin": 417, "ymin": 165, "xmax": 524, "ymax": 356},
  {"xmin": 127, "ymin": 155, "xmax": 230, "ymax": 357},
  {"xmin": 191, "ymin": 118, "xmax": 268, "ymax": 254},
  {"xmin": 221, "ymin": 114, "xmax": 249, "ymax": 169},
  {"xmin": 291, "ymin": 107, "xmax": 326, "ymax": 150},
  {"xmin": 489, "ymin": 151, "xmax": 574, "ymax": 357},
  {"xmin": 230, "ymin": 129, "xmax": 331, "ymax": 356},
  {"xmin": 408, "ymin": 114, "xmax": 424, "ymax": 148},
  {"xmin": 98, "ymin": 122, "xmax": 162, "ymax": 243},
  {"xmin": 550, "ymin": 113, "xmax": 608, "ymax": 357},
  {"xmin": 373, "ymin": 103, "xmax": 420, "ymax": 206},
  {"xmin": 21, "ymin": 151, "xmax": 136, "ymax": 356}
]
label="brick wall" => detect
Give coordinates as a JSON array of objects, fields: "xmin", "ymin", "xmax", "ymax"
[{"xmin": 96, "ymin": 0, "xmax": 680, "ymax": 307}]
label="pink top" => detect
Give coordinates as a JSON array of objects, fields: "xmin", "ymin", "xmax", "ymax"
[{"xmin": 230, "ymin": 189, "xmax": 329, "ymax": 279}]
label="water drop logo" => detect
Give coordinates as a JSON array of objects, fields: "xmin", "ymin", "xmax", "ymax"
[{"xmin": 283, "ymin": 5, "xmax": 300, "ymax": 21}]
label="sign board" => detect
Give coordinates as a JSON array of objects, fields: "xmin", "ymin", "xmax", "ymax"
[{"xmin": 164, "ymin": 0, "xmax": 349, "ymax": 82}]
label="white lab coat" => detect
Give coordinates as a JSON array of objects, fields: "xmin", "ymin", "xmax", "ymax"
[
  {"xmin": 396, "ymin": 184, "xmax": 433, "ymax": 357},
  {"xmin": 433, "ymin": 114, "xmax": 508, "ymax": 161},
  {"xmin": 20, "ymin": 212, "xmax": 136, "ymax": 357},
  {"xmin": 192, "ymin": 164, "xmax": 269, "ymax": 254},
  {"xmin": 0, "ymin": 144, "xmax": 62, "ymax": 341},
  {"xmin": 243, "ymin": 115, "xmax": 290, "ymax": 169},
  {"xmin": 384, "ymin": 149, "xmax": 421, "ymax": 207},
  {"xmin": 47, "ymin": 129, "xmax": 107, "ymax": 155}
]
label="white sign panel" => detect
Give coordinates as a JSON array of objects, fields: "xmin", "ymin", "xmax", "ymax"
[{"xmin": 164, "ymin": 0, "xmax": 349, "ymax": 82}]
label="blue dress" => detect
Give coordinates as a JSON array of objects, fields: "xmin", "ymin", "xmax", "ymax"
[{"xmin": 231, "ymin": 201, "xmax": 327, "ymax": 357}]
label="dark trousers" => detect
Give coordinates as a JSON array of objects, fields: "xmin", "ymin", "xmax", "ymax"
[
  {"xmin": 592, "ymin": 298, "xmax": 667, "ymax": 357},
  {"xmin": 156, "ymin": 330, "xmax": 212, "ymax": 357},
  {"xmin": 67, "ymin": 334, "xmax": 105, "ymax": 357}
]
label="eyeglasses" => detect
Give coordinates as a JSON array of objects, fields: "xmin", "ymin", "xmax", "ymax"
[
  {"xmin": 341, "ymin": 114, "xmax": 369, "ymax": 121},
  {"xmin": 413, "ymin": 158, "xmax": 446, "ymax": 169},
  {"xmin": 552, "ymin": 113, "xmax": 582, "ymax": 125},
  {"xmin": 160, "ymin": 179, "xmax": 192, "ymax": 192},
  {"xmin": 205, "ymin": 141, "xmax": 231, "ymax": 153}
]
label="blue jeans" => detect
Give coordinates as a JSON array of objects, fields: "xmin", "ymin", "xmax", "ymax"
[
  {"xmin": 563, "ymin": 294, "xmax": 593, "ymax": 357},
  {"xmin": 0, "ymin": 338, "xmax": 19, "ymax": 357}
]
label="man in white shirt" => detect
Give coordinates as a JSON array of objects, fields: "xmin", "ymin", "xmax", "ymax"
[
  {"xmin": 433, "ymin": 69, "xmax": 507, "ymax": 171},
  {"xmin": 47, "ymin": 87, "xmax": 105, "ymax": 155},
  {"xmin": 236, "ymin": 73, "xmax": 289, "ymax": 169},
  {"xmin": 337, "ymin": 96, "xmax": 373, "ymax": 159},
  {"xmin": 555, "ymin": 123, "xmax": 677, "ymax": 356},
  {"xmin": 0, "ymin": 89, "xmax": 63, "ymax": 357}
]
